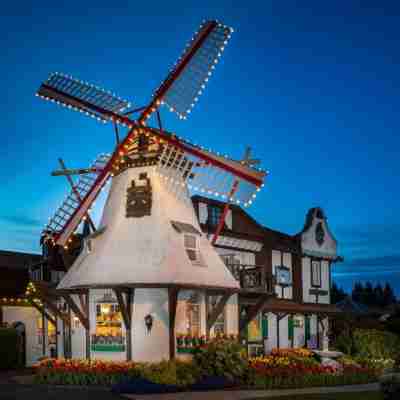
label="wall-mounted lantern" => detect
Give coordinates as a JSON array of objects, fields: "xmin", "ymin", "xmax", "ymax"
[{"xmin": 144, "ymin": 314, "xmax": 153, "ymax": 334}]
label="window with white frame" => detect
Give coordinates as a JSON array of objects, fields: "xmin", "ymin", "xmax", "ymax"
[
  {"xmin": 311, "ymin": 260, "xmax": 322, "ymax": 287},
  {"xmin": 184, "ymin": 234, "xmax": 200, "ymax": 263}
]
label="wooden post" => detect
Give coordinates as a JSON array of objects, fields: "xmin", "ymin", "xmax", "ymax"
[
  {"xmin": 206, "ymin": 292, "xmax": 231, "ymax": 337},
  {"xmin": 168, "ymin": 287, "xmax": 179, "ymax": 360},
  {"xmin": 61, "ymin": 293, "xmax": 90, "ymax": 359},
  {"xmin": 126, "ymin": 289, "xmax": 133, "ymax": 361},
  {"xmin": 42, "ymin": 312, "xmax": 46, "ymax": 356},
  {"xmin": 84, "ymin": 292, "xmax": 90, "ymax": 360},
  {"xmin": 113, "ymin": 288, "xmax": 134, "ymax": 361},
  {"xmin": 276, "ymin": 313, "xmax": 280, "ymax": 349}
]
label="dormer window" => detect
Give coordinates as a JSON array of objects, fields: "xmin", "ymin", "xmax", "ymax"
[
  {"xmin": 170, "ymin": 220, "xmax": 203, "ymax": 265},
  {"xmin": 184, "ymin": 234, "xmax": 199, "ymax": 263}
]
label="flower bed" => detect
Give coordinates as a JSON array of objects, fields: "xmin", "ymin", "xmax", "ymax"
[
  {"xmin": 247, "ymin": 348, "xmax": 379, "ymax": 389},
  {"xmin": 34, "ymin": 343, "xmax": 381, "ymax": 390}
]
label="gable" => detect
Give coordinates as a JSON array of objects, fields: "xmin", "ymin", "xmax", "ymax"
[{"xmin": 300, "ymin": 208, "xmax": 337, "ymax": 259}]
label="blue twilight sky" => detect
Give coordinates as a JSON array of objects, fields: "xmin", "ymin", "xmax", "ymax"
[{"xmin": 0, "ymin": 1, "xmax": 399, "ymax": 294}]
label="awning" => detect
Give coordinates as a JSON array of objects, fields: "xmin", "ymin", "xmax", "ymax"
[
  {"xmin": 260, "ymin": 298, "xmax": 341, "ymax": 316},
  {"xmin": 171, "ymin": 221, "xmax": 202, "ymax": 235}
]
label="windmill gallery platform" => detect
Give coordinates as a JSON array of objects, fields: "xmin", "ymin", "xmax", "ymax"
[{"xmin": 0, "ymin": 20, "xmax": 342, "ymax": 366}]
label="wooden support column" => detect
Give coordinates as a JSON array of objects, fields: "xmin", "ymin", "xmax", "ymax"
[
  {"xmin": 168, "ymin": 287, "xmax": 179, "ymax": 360},
  {"xmin": 42, "ymin": 312, "xmax": 46, "ymax": 356},
  {"xmin": 84, "ymin": 292, "xmax": 90, "ymax": 360},
  {"xmin": 40, "ymin": 295, "xmax": 70, "ymax": 326},
  {"xmin": 62, "ymin": 292, "xmax": 90, "ymax": 359},
  {"xmin": 113, "ymin": 288, "xmax": 134, "ymax": 361},
  {"xmin": 27, "ymin": 299, "xmax": 56, "ymax": 327},
  {"xmin": 206, "ymin": 292, "xmax": 231, "ymax": 337},
  {"xmin": 239, "ymin": 293, "xmax": 271, "ymax": 333},
  {"xmin": 274, "ymin": 313, "xmax": 288, "ymax": 349}
]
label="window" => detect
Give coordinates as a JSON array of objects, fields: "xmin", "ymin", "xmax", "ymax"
[
  {"xmin": 92, "ymin": 302, "xmax": 125, "ymax": 352},
  {"xmin": 186, "ymin": 293, "xmax": 201, "ymax": 336},
  {"xmin": 209, "ymin": 296, "xmax": 226, "ymax": 335},
  {"xmin": 184, "ymin": 234, "xmax": 200, "ymax": 263},
  {"xmin": 208, "ymin": 205, "xmax": 222, "ymax": 227},
  {"xmin": 311, "ymin": 261, "xmax": 322, "ymax": 287}
]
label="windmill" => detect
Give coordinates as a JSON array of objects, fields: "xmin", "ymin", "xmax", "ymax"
[{"xmin": 36, "ymin": 20, "xmax": 268, "ymax": 361}]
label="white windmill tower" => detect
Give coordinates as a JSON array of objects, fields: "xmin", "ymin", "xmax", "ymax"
[{"xmin": 36, "ymin": 20, "xmax": 267, "ymax": 361}]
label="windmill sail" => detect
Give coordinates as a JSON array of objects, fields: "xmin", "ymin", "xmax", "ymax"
[
  {"xmin": 37, "ymin": 20, "xmax": 266, "ymax": 247},
  {"xmin": 45, "ymin": 154, "xmax": 110, "ymax": 241},
  {"xmin": 151, "ymin": 20, "xmax": 233, "ymax": 120},
  {"xmin": 37, "ymin": 73, "xmax": 131, "ymax": 122}
]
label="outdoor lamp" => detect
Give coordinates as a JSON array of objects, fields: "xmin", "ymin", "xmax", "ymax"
[{"xmin": 144, "ymin": 314, "xmax": 153, "ymax": 334}]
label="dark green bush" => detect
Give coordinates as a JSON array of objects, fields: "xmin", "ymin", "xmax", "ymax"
[
  {"xmin": 335, "ymin": 328, "xmax": 400, "ymax": 359},
  {"xmin": 192, "ymin": 338, "xmax": 247, "ymax": 382},
  {"xmin": 353, "ymin": 329, "xmax": 400, "ymax": 359},
  {"xmin": 0, "ymin": 328, "xmax": 20, "ymax": 370}
]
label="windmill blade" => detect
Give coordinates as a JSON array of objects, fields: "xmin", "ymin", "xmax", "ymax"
[
  {"xmin": 146, "ymin": 127, "xmax": 266, "ymax": 206},
  {"xmin": 45, "ymin": 153, "xmax": 110, "ymax": 245},
  {"xmin": 51, "ymin": 167, "xmax": 100, "ymax": 176},
  {"xmin": 139, "ymin": 20, "xmax": 233, "ymax": 123},
  {"xmin": 37, "ymin": 73, "xmax": 132, "ymax": 123}
]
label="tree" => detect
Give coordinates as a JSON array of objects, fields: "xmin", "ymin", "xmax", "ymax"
[
  {"xmin": 374, "ymin": 284, "xmax": 384, "ymax": 307},
  {"xmin": 331, "ymin": 281, "xmax": 347, "ymax": 303},
  {"xmin": 352, "ymin": 282, "xmax": 364, "ymax": 303},
  {"xmin": 383, "ymin": 283, "xmax": 397, "ymax": 307},
  {"xmin": 363, "ymin": 282, "xmax": 375, "ymax": 306}
]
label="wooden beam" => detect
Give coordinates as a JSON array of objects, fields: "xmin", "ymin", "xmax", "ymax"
[
  {"xmin": 239, "ymin": 294, "xmax": 271, "ymax": 333},
  {"xmin": 27, "ymin": 299, "xmax": 56, "ymax": 327},
  {"xmin": 113, "ymin": 289, "xmax": 130, "ymax": 329},
  {"xmin": 168, "ymin": 287, "xmax": 179, "ymax": 360},
  {"xmin": 62, "ymin": 293, "xmax": 88, "ymax": 330},
  {"xmin": 84, "ymin": 292, "xmax": 90, "ymax": 360},
  {"xmin": 113, "ymin": 288, "xmax": 134, "ymax": 360},
  {"xmin": 32, "ymin": 290, "xmax": 70, "ymax": 325},
  {"xmin": 206, "ymin": 293, "xmax": 231, "ymax": 335}
]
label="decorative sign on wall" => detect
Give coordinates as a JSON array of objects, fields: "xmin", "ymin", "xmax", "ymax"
[
  {"xmin": 315, "ymin": 222, "xmax": 325, "ymax": 246},
  {"xmin": 126, "ymin": 173, "xmax": 152, "ymax": 218},
  {"xmin": 275, "ymin": 266, "xmax": 292, "ymax": 285}
]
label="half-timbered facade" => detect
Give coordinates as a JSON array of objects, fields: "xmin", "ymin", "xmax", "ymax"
[{"xmin": 192, "ymin": 196, "xmax": 342, "ymax": 356}]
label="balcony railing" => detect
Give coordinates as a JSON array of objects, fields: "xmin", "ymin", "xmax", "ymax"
[{"xmin": 225, "ymin": 264, "xmax": 275, "ymax": 293}]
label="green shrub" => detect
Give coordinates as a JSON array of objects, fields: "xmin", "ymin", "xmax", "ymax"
[
  {"xmin": 192, "ymin": 338, "xmax": 247, "ymax": 382},
  {"xmin": 0, "ymin": 328, "xmax": 21, "ymax": 370},
  {"xmin": 137, "ymin": 360, "xmax": 199, "ymax": 386},
  {"xmin": 353, "ymin": 329, "xmax": 400, "ymax": 359}
]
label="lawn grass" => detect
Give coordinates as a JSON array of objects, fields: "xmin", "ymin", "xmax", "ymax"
[{"xmin": 254, "ymin": 391, "xmax": 382, "ymax": 400}]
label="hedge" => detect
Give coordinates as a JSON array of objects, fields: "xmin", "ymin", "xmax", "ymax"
[{"xmin": 0, "ymin": 328, "xmax": 21, "ymax": 370}]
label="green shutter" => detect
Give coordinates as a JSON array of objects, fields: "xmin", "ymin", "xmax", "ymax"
[
  {"xmin": 262, "ymin": 314, "xmax": 268, "ymax": 338},
  {"xmin": 305, "ymin": 316, "xmax": 311, "ymax": 342},
  {"xmin": 288, "ymin": 316, "xmax": 294, "ymax": 341}
]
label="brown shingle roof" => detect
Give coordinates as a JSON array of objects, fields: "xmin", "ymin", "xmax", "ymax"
[
  {"xmin": 0, "ymin": 250, "xmax": 42, "ymax": 298},
  {"xmin": 0, "ymin": 250, "xmax": 41, "ymax": 270}
]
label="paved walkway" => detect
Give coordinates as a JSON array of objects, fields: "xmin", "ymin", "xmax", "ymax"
[{"xmin": 123, "ymin": 383, "xmax": 380, "ymax": 400}]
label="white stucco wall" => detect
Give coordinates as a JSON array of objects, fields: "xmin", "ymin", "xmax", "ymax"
[
  {"xmin": 131, "ymin": 288, "xmax": 170, "ymax": 362},
  {"xmin": 3, "ymin": 306, "xmax": 43, "ymax": 366}
]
